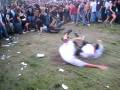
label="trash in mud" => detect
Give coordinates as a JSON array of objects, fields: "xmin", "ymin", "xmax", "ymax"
[
  {"xmin": 1, "ymin": 55, "xmax": 6, "ymax": 60},
  {"xmin": 36, "ymin": 53, "xmax": 45, "ymax": 58},
  {"xmin": 2, "ymin": 44, "xmax": 10, "ymax": 47},
  {"xmin": 105, "ymin": 85, "xmax": 110, "ymax": 88},
  {"xmin": 6, "ymin": 55, "xmax": 11, "ymax": 59},
  {"xmin": 58, "ymin": 68, "xmax": 64, "ymax": 72},
  {"xmin": 62, "ymin": 84, "xmax": 68, "ymax": 90},
  {"xmin": 12, "ymin": 41, "xmax": 18, "ymax": 44},
  {"xmin": 21, "ymin": 62, "xmax": 27, "ymax": 66},
  {"xmin": 21, "ymin": 67, "xmax": 24, "ymax": 70},
  {"xmin": 18, "ymin": 74, "xmax": 22, "ymax": 76},
  {"xmin": 17, "ymin": 52, "xmax": 21, "ymax": 54}
]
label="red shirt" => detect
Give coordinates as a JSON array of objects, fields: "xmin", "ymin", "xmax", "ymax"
[{"xmin": 69, "ymin": 4, "xmax": 78, "ymax": 15}]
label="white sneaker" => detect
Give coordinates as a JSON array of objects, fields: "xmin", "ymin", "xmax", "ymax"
[
  {"xmin": 87, "ymin": 24, "xmax": 90, "ymax": 26},
  {"xmin": 5, "ymin": 38, "xmax": 9, "ymax": 41},
  {"xmin": 23, "ymin": 32, "xmax": 26, "ymax": 34}
]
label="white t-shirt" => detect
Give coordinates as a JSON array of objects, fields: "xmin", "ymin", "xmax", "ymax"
[
  {"xmin": 105, "ymin": 1, "xmax": 111, "ymax": 9},
  {"xmin": 59, "ymin": 40, "xmax": 87, "ymax": 67},
  {"xmin": 59, "ymin": 40, "xmax": 76, "ymax": 61},
  {"xmin": 80, "ymin": 44, "xmax": 95, "ymax": 58},
  {"xmin": 90, "ymin": 1, "xmax": 97, "ymax": 12}
]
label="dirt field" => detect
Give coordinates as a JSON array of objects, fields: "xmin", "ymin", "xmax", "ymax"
[{"xmin": 0, "ymin": 23, "xmax": 120, "ymax": 90}]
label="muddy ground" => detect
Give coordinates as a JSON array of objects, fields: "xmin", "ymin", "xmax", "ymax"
[{"xmin": 0, "ymin": 23, "xmax": 120, "ymax": 90}]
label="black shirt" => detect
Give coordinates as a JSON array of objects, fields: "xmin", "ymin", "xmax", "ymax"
[{"xmin": 116, "ymin": 3, "xmax": 120, "ymax": 12}]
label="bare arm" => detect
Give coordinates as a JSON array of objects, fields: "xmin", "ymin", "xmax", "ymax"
[
  {"xmin": 72, "ymin": 36, "xmax": 85, "ymax": 41},
  {"xmin": 109, "ymin": 3, "xmax": 115, "ymax": 14},
  {"xmin": 85, "ymin": 63, "xmax": 108, "ymax": 70}
]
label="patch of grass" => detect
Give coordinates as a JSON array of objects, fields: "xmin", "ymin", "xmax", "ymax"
[{"xmin": 0, "ymin": 24, "xmax": 120, "ymax": 90}]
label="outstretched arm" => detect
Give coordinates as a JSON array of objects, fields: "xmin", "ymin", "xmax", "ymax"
[
  {"xmin": 85, "ymin": 63, "xmax": 108, "ymax": 70},
  {"xmin": 72, "ymin": 35, "xmax": 85, "ymax": 41}
]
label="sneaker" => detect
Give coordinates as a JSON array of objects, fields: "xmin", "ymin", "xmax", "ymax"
[
  {"xmin": 5, "ymin": 38, "xmax": 9, "ymax": 41},
  {"xmin": 74, "ymin": 33, "xmax": 79, "ymax": 37},
  {"xmin": 23, "ymin": 32, "xmax": 26, "ymax": 34},
  {"xmin": 87, "ymin": 24, "xmax": 90, "ymax": 27}
]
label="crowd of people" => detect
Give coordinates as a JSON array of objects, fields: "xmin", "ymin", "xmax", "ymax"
[{"xmin": 0, "ymin": 0, "xmax": 120, "ymax": 42}]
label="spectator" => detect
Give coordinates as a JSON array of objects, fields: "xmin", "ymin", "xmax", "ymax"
[
  {"xmin": 105, "ymin": 0, "xmax": 117, "ymax": 26},
  {"xmin": 90, "ymin": 0, "xmax": 97, "ymax": 23}
]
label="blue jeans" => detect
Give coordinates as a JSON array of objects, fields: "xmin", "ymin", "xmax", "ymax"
[
  {"xmin": 91, "ymin": 12, "xmax": 97, "ymax": 23},
  {"xmin": 80, "ymin": 12, "xmax": 90, "ymax": 25},
  {"xmin": 14, "ymin": 23, "xmax": 23, "ymax": 34},
  {"xmin": 96, "ymin": 11, "xmax": 102, "ymax": 20},
  {"xmin": 76, "ymin": 13, "xmax": 82, "ymax": 24},
  {"xmin": 0, "ymin": 26, "xmax": 9, "ymax": 38},
  {"xmin": 70, "ymin": 14, "xmax": 77, "ymax": 23}
]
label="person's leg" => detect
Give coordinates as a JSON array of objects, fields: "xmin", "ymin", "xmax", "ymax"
[
  {"xmin": 104, "ymin": 10, "xmax": 111, "ymax": 23},
  {"xmin": 25, "ymin": 23, "xmax": 29, "ymax": 32},
  {"xmin": 91, "ymin": 12, "xmax": 97, "ymax": 23},
  {"xmin": 70, "ymin": 14, "xmax": 74, "ymax": 23},
  {"xmin": 61, "ymin": 52, "xmax": 107, "ymax": 70},
  {"xmin": 76, "ymin": 13, "xmax": 80, "ymax": 24},
  {"xmin": 10, "ymin": 22, "xmax": 14, "ymax": 33},
  {"xmin": 90, "ymin": 12, "xmax": 94, "ymax": 23},
  {"xmin": 74, "ymin": 14, "xmax": 77, "ymax": 24},
  {"xmin": 97, "ymin": 11, "xmax": 102, "ymax": 22},
  {"xmin": 0, "ymin": 27, "xmax": 3, "ymax": 38},
  {"xmin": 14, "ymin": 23, "xmax": 23, "ymax": 34},
  {"xmin": 82, "ymin": 14, "xmax": 87, "ymax": 25},
  {"xmin": 87, "ymin": 12, "xmax": 90, "ymax": 25},
  {"xmin": 110, "ymin": 14, "xmax": 116, "ymax": 25},
  {"xmin": 56, "ymin": 21, "xmax": 64, "ymax": 29},
  {"xmin": 1, "ymin": 26, "xmax": 9, "ymax": 38}
]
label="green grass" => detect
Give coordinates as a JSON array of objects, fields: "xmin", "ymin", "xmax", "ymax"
[{"xmin": 0, "ymin": 23, "xmax": 120, "ymax": 90}]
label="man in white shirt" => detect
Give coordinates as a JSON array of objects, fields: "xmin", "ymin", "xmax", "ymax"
[
  {"xmin": 79, "ymin": 40, "xmax": 104, "ymax": 58},
  {"xmin": 90, "ymin": 0, "xmax": 97, "ymax": 22},
  {"xmin": 59, "ymin": 30, "xmax": 107, "ymax": 70}
]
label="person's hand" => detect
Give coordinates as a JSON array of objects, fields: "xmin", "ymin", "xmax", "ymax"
[{"xmin": 98, "ymin": 65, "xmax": 108, "ymax": 70}]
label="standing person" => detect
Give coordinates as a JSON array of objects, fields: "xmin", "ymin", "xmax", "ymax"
[
  {"xmin": 83, "ymin": 1, "xmax": 91, "ymax": 26},
  {"xmin": 69, "ymin": 3, "xmax": 78, "ymax": 24},
  {"xmin": 59, "ymin": 30, "xmax": 108, "ymax": 70},
  {"xmin": 26, "ymin": 7, "xmax": 34, "ymax": 28},
  {"xmin": 76, "ymin": 1, "xmax": 83, "ymax": 25},
  {"xmin": 34, "ymin": 9, "xmax": 44, "ymax": 32},
  {"xmin": 96, "ymin": 0, "xmax": 104, "ymax": 22},
  {"xmin": 104, "ymin": 0, "xmax": 117, "ymax": 26},
  {"xmin": 63, "ymin": 4, "xmax": 70, "ymax": 23},
  {"xmin": 13, "ymin": 12, "xmax": 23, "ymax": 34},
  {"xmin": 116, "ymin": 0, "xmax": 120, "ymax": 23},
  {"xmin": 0, "ymin": 11, "xmax": 9, "ymax": 39},
  {"xmin": 90, "ymin": 0, "xmax": 97, "ymax": 23}
]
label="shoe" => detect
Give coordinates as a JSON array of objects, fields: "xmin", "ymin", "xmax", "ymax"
[
  {"xmin": 110, "ymin": 23, "xmax": 112, "ymax": 28},
  {"xmin": 74, "ymin": 33, "xmax": 79, "ymax": 37},
  {"xmin": 5, "ymin": 38, "xmax": 9, "ymax": 41},
  {"xmin": 87, "ymin": 24, "xmax": 90, "ymax": 26}
]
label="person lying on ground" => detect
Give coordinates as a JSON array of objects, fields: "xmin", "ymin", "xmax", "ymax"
[
  {"xmin": 59, "ymin": 30, "xmax": 108, "ymax": 70},
  {"xmin": 74, "ymin": 33, "xmax": 104, "ymax": 59}
]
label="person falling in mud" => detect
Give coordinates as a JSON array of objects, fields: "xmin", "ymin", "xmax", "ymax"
[
  {"xmin": 74, "ymin": 33, "xmax": 104, "ymax": 59},
  {"xmin": 59, "ymin": 30, "xmax": 108, "ymax": 70}
]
